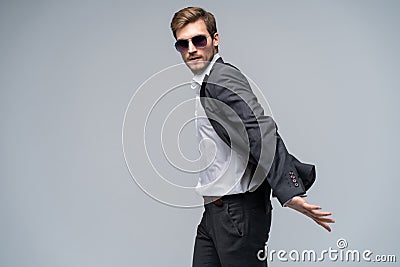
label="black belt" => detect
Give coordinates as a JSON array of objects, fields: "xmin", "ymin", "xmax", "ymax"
[{"xmin": 203, "ymin": 188, "xmax": 265, "ymax": 208}]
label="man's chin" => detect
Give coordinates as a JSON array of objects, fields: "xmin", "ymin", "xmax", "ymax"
[{"xmin": 186, "ymin": 61, "xmax": 208, "ymax": 74}]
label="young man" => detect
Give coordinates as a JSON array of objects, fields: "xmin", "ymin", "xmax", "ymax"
[{"xmin": 170, "ymin": 7, "xmax": 334, "ymax": 267}]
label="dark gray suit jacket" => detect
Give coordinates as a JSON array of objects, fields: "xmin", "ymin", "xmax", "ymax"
[{"xmin": 199, "ymin": 57, "xmax": 316, "ymax": 207}]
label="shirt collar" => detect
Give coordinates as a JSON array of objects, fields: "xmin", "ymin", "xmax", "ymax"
[{"xmin": 192, "ymin": 53, "xmax": 220, "ymax": 87}]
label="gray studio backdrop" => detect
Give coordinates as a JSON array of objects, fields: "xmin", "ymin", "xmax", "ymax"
[{"xmin": 1, "ymin": 0, "xmax": 399, "ymax": 266}]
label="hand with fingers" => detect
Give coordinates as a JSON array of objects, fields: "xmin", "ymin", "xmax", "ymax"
[{"xmin": 286, "ymin": 196, "xmax": 335, "ymax": 232}]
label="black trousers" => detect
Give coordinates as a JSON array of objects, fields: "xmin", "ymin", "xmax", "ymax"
[{"xmin": 192, "ymin": 187, "xmax": 272, "ymax": 267}]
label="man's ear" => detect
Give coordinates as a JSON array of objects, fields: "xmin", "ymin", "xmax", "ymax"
[{"xmin": 213, "ymin": 33, "xmax": 220, "ymax": 47}]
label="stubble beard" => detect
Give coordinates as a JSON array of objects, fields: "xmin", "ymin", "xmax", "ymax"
[{"xmin": 185, "ymin": 47, "xmax": 216, "ymax": 75}]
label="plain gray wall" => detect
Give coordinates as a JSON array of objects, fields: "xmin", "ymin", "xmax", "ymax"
[{"xmin": 1, "ymin": 0, "xmax": 399, "ymax": 266}]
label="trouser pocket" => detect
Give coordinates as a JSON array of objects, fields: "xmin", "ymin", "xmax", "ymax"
[{"xmin": 226, "ymin": 202, "xmax": 244, "ymax": 237}]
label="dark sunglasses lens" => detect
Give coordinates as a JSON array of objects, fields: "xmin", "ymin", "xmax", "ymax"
[
  {"xmin": 175, "ymin": 40, "xmax": 188, "ymax": 52},
  {"xmin": 192, "ymin": 35, "xmax": 207, "ymax": 48}
]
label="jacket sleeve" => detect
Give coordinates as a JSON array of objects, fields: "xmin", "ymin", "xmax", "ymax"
[{"xmin": 201, "ymin": 64, "xmax": 314, "ymax": 205}]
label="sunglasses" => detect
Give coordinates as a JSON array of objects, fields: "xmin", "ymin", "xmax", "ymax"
[{"xmin": 174, "ymin": 35, "xmax": 210, "ymax": 53}]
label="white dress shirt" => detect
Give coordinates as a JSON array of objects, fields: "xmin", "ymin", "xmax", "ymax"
[{"xmin": 192, "ymin": 54, "xmax": 252, "ymax": 197}]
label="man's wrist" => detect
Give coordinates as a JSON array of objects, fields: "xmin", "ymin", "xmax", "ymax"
[{"xmin": 283, "ymin": 194, "xmax": 307, "ymax": 207}]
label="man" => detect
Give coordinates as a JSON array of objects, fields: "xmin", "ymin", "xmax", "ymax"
[{"xmin": 170, "ymin": 7, "xmax": 334, "ymax": 267}]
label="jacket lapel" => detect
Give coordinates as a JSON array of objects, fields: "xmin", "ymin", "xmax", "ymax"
[{"xmin": 200, "ymin": 57, "xmax": 224, "ymax": 97}]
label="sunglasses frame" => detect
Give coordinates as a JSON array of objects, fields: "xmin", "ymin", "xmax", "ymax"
[{"xmin": 174, "ymin": 34, "xmax": 211, "ymax": 53}]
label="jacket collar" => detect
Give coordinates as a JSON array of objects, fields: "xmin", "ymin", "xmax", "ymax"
[{"xmin": 200, "ymin": 57, "xmax": 225, "ymax": 97}]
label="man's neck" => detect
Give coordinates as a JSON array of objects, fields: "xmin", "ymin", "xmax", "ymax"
[{"xmin": 192, "ymin": 53, "xmax": 220, "ymax": 84}]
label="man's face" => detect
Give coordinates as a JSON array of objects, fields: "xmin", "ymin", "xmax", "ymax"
[{"xmin": 175, "ymin": 19, "xmax": 219, "ymax": 75}]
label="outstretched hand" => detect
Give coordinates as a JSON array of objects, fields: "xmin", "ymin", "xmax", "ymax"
[{"xmin": 286, "ymin": 196, "xmax": 335, "ymax": 232}]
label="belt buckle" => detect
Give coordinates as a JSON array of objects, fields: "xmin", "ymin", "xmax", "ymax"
[{"xmin": 213, "ymin": 198, "xmax": 223, "ymax": 206}]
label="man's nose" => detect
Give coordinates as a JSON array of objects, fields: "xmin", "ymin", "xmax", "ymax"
[{"xmin": 188, "ymin": 40, "xmax": 197, "ymax": 53}]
